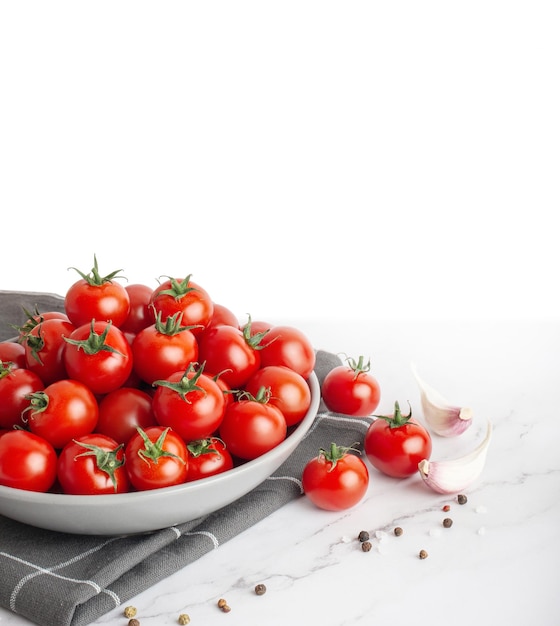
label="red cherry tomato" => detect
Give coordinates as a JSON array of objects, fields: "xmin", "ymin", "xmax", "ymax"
[
  {"xmin": 321, "ymin": 356, "xmax": 381, "ymax": 417},
  {"xmin": 0, "ymin": 362, "xmax": 44, "ymax": 429},
  {"xmin": 65, "ymin": 255, "xmax": 130, "ymax": 328},
  {"xmin": 258, "ymin": 325, "xmax": 316, "ymax": 379},
  {"xmin": 152, "ymin": 363, "xmax": 226, "ymax": 442},
  {"xmin": 24, "ymin": 379, "xmax": 99, "ymax": 449},
  {"xmin": 244, "ymin": 365, "xmax": 311, "ymax": 427},
  {"xmin": 219, "ymin": 390, "xmax": 287, "ymax": 460},
  {"xmin": 186, "ymin": 437, "xmax": 234, "ymax": 481},
  {"xmin": 0, "ymin": 430, "xmax": 58, "ymax": 492},
  {"xmin": 22, "ymin": 317, "xmax": 75, "ymax": 385},
  {"xmin": 149, "ymin": 275, "xmax": 213, "ymax": 336},
  {"xmin": 302, "ymin": 443, "xmax": 369, "ymax": 511},
  {"xmin": 207, "ymin": 303, "xmax": 239, "ymax": 329},
  {"xmin": 131, "ymin": 311, "xmax": 198, "ymax": 385},
  {"xmin": 364, "ymin": 401, "xmax": 432, "ymax": 478},
  {"xmin": 63, "ymin": 320, "xmax": 133, "ymax": 395},
  {"xmin": 125, "ymin": 426, "xmax": 188, "ymax": 491},
  {"xmin": 96, "ymin": 387, "xmax": 157, "ymax": 445},
  {"xmin": 119, "ymin": 283, "xmax": 154, "ymax": 334},
  {"xmin": 197, "ymin": 324, "xmax": 262, "ymax": 389},
  {"xmin": 0, "ymin": 342, "xmax": 26, "ymax": 369},
  {"xmin": 57, "ymin": 433, "xmax": 129, "ymax": 494}
]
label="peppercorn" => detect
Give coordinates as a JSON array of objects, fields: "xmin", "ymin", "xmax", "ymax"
[
  {"xmin": 358, "ymin": 530, "xmax": 370, "ymax": 542},
  {"xmin": 128, "ymin": 620, "xmax": 140, "ymax": 626},
  {"xmin": 394, "ymin": 526, "xmax": 403, "ymax": 537},
  {"xmin": 442, "ymin": 504, "xmax": 451, "ymax": 512},
  {"xmin": 124, "ymin": 606, "xmax": 137, "ymax": 618},
  {"xmin": 178, "ymin": 614, "xmax": 190, "ymax": 625},
  {"xmin": 361, "ymin": 540, "xmax": 372, "ymax": 552},
  {"xmin": 254, "ymin": 583, "xmax": 267, "ymax": 596},
  {"xmin": 457, "ymin": 494, "xmax": 468, "ymax": 505},
  {"xmin": 442, "ymin": 517, "xmax": 453, "ymax": 528},
  {"xmin": 418, "ymin": 549, "xmax": 428, "ymax": 559},
  {"xmin": 217, "ymin": 598, "xmax": 231, "ymax": 612}
]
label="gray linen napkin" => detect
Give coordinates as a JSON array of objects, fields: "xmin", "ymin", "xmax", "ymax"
[{"xmin": 0, "ymin": 291, "xmax": 372, "ymax": 626}]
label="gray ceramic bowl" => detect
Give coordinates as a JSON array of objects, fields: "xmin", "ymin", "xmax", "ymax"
[{"xmin": 0, "ymin": 373, "xmax": 320, "ymax": 535}]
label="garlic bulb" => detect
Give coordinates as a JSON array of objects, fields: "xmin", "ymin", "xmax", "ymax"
[
  {"xmin": 411, "ymin": 363, "xmax": 473, "ymax": 437},
  {"xmin": 418, "ymin": 420, "xmax": 492, "ymax": 494}
]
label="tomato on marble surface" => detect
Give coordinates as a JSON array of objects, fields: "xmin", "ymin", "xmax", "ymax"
[
  {"xmin": 321, "ymin": 355, "xmax": 380, "ymax": 417},
  {"xmin": 302, "ymin": 443, "xmax": 369, "ymax": 511},
  {"xmin": 364, "ymin": 401, "xmax": 432, "ymax": 478}
]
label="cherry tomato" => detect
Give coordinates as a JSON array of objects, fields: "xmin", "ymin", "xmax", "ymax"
[
  {"xmin": 244, "ymin": 365, "xmax": 311, "ymax": 427},
  {"xmin": 152, "ymin": 363, "xmax": 226, "ymax": 442},
  {"xmin": 0, "ymin": 429, "xmax": 57, "ymax": 492},
  {"xmin": 65, "ymin": 255, "xmax": 130, "ymax": 328},
  {"xmin": 149, "ymin": 275, "xmax": 213, "ymax": 335},
  {"xmin": 364, "ymin": 401, "xmax": 432, "ymax": 478},
  {"xmin": 197, "ymin": 324, "xmax": 262, "ymax": 389},
  {"xmin": 219, "ymin": 389, "xmax": 287, "ymax": 460},
  {"xmin": 24, "ymin": 379, "xmax": 99, "ymax": 449},
  {"xmin": 22, "ymin": 317, "xmax": 75, "ymax": 385},
  {"xmin": 125, "ymin": 426, "xmax": 189, "ymax": 491},
  {"xmin": 258, "ymin": 325, "xmax": 316, "ymax": 379},
  {"xmin": 207, "ymin": 303, "xmax": 239, "ymax": 329},
  {"xmin": 186, "ymin": 437, "xmax": 234, "ymax": 481},
  {"xmin": 302, "ymin": 443, "xmax": 369, "ymax": 511},
  {"xmin": 0, "ymin": 342, "xmax": 26, "ymax": 369},
  {"xmin": 131, "ymin": 311, "xmax": 198, "ymax": 385},
  {"xmin": 96, "ymin": 387, "xmax": 157, "ymax": 445},
  {"xmin": 119, "ymin": 283, "xmax": 154, "ymax": 334},
  {"xmin": 321, "ymin": 355, "xmax": 381, "ymax": 417},
  {"xmin": 0, "ymin": 362, "xmax": 44, "ymax": 429},
  {"xmin": 57, "ymin": 433, "xmax": 129, "ymax": 494},
  {"xmin": 63, "ymin": 320, "xmax": 133, "ymax": 395},
  {"xmin": 14, "ymin": 309, "xmax": 69, "ymax": 343}
]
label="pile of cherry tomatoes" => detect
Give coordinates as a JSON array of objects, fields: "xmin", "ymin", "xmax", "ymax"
[{"xmin": 0, "ymin": 257, "xmax": 317, "ymax": 495}]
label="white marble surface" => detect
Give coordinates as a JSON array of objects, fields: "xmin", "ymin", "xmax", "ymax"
[{"xmin": 1, "ymin": 318, "xmax": 559, "ymax": 626}]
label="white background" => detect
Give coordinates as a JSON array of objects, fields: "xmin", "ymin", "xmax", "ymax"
[{"xmin": 1, "ymin": 1, "xmax": 558, "ymax": 323}]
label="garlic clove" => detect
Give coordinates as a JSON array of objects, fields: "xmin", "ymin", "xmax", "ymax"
[
  {"xmin": 417, "ymin": 420, "xmax": 492, "ymax": 494},
  {"xmin": 411, "ymin": 363, "xmax": 473, "ymax": 437}
]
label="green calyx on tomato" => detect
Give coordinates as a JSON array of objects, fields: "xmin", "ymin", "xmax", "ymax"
[
  {"xmin": 319, "ymin": 442, "xmax": 361, "ymax": 472},
  {"xmin": 0, "ymin": 361, "xmax": 16, "ymax": 380},
  {"xmin": 152, "ymin": 308, "xmax": 202, "ymax": 336},
  {"xmin": 155, "ymin": 274, "xmax": 198, "ymax": 300},
  {"xmin": 63, "ymin": 320, "xmax": 125, "ymax": 356},
  {"xmin": 21, "ymin": 390, "xmax": 50, "ymax": 417},
  {"xmin": 152, "ymin": 361, "xmax": 207, "ymax": 401},
  {"xmin": 241, "ymin": 315, "xmax": 271, "ymax": 350},
  {"xmin": 72, "ymin": 440, "xmax": 126, "ymax": 491},
  {"xmin": 345, "ymin": 355, "xmax": 372, "ymax": 380},
  {"xmin": 236, "ymin": 385, "xmax": 272, "ymax": 404},
  {"xmin": 374, "ymin": 401, "xmax": 413, "ymax": 429},
  {"xmin": 187, "ymin": 437, "xmax": 225, "ymax": 458},
  {"xmin": 68, "ymin": 254, "xmax": 126, "ymax": 287},
  {"xmin": 134, "ymin": 426, "xmax": 186, "ymax": 466}
]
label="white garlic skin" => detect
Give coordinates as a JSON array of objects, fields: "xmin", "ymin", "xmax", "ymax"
[
  {"xmin": 412, "ymin": 363, "xmax": 473, "ymax": 437},
  {"xmin": 418, "ymin": 420, "xmax": 492, "ymax": 494}
]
